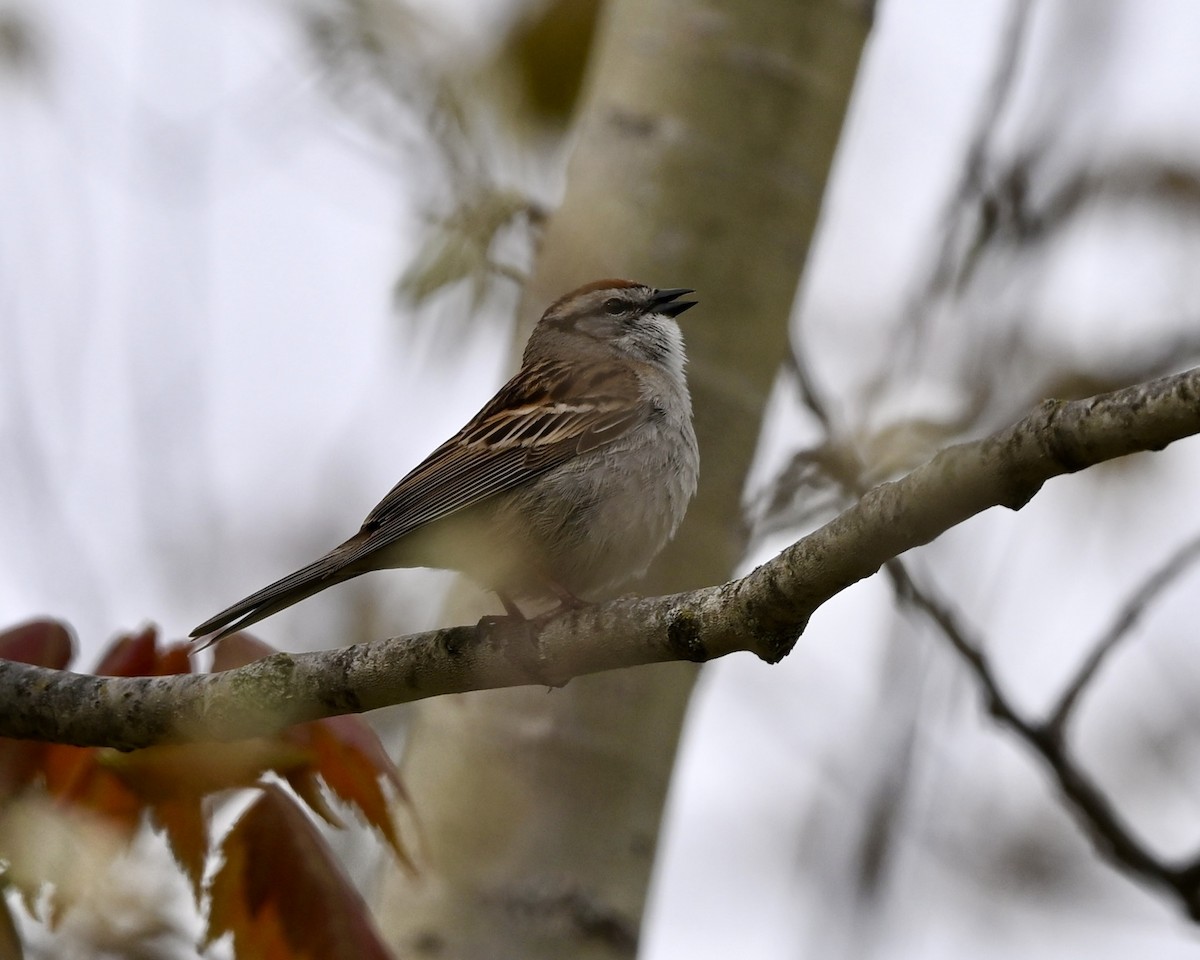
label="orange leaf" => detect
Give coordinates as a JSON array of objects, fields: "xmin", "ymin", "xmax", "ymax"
[
  {"xmin": 209, "ymin": 634, "xmax": 415, "ymax": 868},
  {"xmin": 32, "ymin": 627, "xmax": 200, "ymax": 836},
  {"xmin": 0, "ymin": 619, "xmax": 74, "ymax": 668},
  {"xmin": 103, "ymin": 738, "xmax": 312, "ymax": 897},
  {"xmin": 93, "ymin": 625, "xmax": 193, "ymax": 677},
  {"xmin": 283, "ymin": 768, "xmax": 345, "ymax": 831},
  {"xmin": 103, "ymin": 739, "xmax": 310, "ymax": 801},
  {"xmin": 284, "ymin": 716, "xmax": 414, "ymax": 870},
  {"xmin": 206, "ymin": 785, "xmax": 392, "ymax": 960},
  {"xmin": 41, "ymin": 744, "xmax": 142, "ymax": 838},
  {"xmin": 148, "ymin": 797, "xmax": 208, "ymax": 900},
  {"xmin": 209, "ymin": 632, "xmax": 275, "ymax": 671}
]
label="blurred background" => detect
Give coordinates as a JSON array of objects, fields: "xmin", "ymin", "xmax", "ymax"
[{"xmin": 4, "ymin": 0, "xmax": 1200, "ymax": 957}]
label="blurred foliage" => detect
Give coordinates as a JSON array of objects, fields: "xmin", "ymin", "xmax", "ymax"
[
  {"xmin": 395, "ymin": 185, "xmax": 546, "ymax": 311},
  {"xmin": 298, "ymin": 0, "xmax": 603, "ymax": 324},
  {"xmin": 300, "ymin": 0, "xmax": 475, "ymax": 182},
  {"xmin": 503, "ymin": 0, "xmax": 602, "ymax": 126},
  {"xmin": 0, "ymin": 3, "xmax": 44, "ymax": 86},
  {"xmin": 206, "ymin": 785, "xmax": 394, "ymax": 960},
  {"xmin": 769, "ymin": 0, "xmax": 1200, "ymax": 532},
  {"xmin": 0, "ymin": 622, "xmax": 411, "ymax": 958}
]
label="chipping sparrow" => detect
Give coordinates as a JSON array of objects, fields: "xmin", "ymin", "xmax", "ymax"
[{"xmin": 191, "ymin": 279, "xmax": 699, "ymax": 643}]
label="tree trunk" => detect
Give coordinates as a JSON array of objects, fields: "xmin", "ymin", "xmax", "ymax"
[{"xmin": 374, "ymin": 1, "xmax": 870, "ymax": 956}]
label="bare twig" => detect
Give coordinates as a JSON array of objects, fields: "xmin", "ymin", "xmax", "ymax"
[
  {"xmin": 926, "ymin": 0, "xmax": 1034, "ymax": 299},
  {"xmin": 889, "ymin": 560, "xmax": 1200, "ymax": 921},
  {"xmin": 858, "ymin": 0, "xmax": 1034, "ymax": 415},
  {"xmin": 1049, "ymin": 532, "xmax": 1200, "ymax": 731}
]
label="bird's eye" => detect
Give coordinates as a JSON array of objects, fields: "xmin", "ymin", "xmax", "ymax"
[{"xmin": 602, "ymin": 298, "xmax": 627, "ymax": 316}]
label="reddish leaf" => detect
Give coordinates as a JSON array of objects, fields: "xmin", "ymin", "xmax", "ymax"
[
  {"xmin": 206, "ymin": 785, "xmax": 393, "ymax": 960},
  {"xmin": 284, "ymin": 717, "xmax": 414, "ymax": 871},
  {"xmin": 147, "ymin": 797, "xmax": 208, "ymax": 899},
  {"xmin": 40, "ymin": 744, "xmax": 142, "ymax": 838},
  {"xmin": 104, "ymin": 738, "xmax": 311, "ymax": 896},
  {"xmin": 0, "ymin": 737, "xmax": 45, "ymax": 803},
  {"xmin": 209, "ymin": 632, "xmax": 275, "ymax": 671},
  {"xmin": 93, "ymin": 625, "xmax": 192, "ymax": 677},
  {"xmin": 284, "ymin": 766, "xmax": 345, "ymax": 831},
  {"xmin": 157, "ymin": 642, "xmax": 193, "ymax": 676},
  {"xmin": 31, "ymin": 627, "xmax": 199, "ymax": 836},
  {"xmin": 103, "ymin": 739, "xmax": 310, "ymax": 801},
  {"xmin": 93, "ymin": 625, "xmax": 161, "ymax": 676},
  {"xmin": 209, "ymin": 634, "xmax": 415, "ymax": 868},
  {"xmin": 0, "ymin": 619, "xmax": 74, "ymax": 668},
  {"xmin": 0, "ymin": 620, "xmax": 75, "ymax": 799}
]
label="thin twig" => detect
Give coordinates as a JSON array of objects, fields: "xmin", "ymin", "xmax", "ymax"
[
  {"xmin": 888, "ymin": 560, "xmax": 1200, "ymax": 921},
  {"xmin": 1049, "ymin": 533, "xmax": 1200, "ymax": 732}
]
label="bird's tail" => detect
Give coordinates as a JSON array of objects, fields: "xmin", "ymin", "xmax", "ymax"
[{"xmin": 190, "ymin": 543, "xmax": 362, "ymax": 649}]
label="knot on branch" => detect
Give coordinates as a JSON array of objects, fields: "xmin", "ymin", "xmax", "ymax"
[
  {"xmin": 666, "ymin": 609, "xmax": 708, "ymax": 662},
  {"xmin": 1040, "ymin": 398, "xmax": 1092, "ymax": 474}
]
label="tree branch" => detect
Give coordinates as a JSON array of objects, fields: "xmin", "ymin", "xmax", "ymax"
[
  {"xmin": 887, "ymin": 560, "xmax": 1200, "ymax": 921},
  {"xmin": 1048, "ymin": 531, "xmax": 1200, "ymax": 732},
  {"xmin": 2, "ymin": 366, "xmax": 1199, "ymax": 750}
]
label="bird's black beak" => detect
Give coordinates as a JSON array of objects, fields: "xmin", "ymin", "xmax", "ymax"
[{"xmin": 651, "ymin": 287, "xmax": 698, "ymax": 318}]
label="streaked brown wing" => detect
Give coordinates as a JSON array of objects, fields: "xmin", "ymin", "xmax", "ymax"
[{"xmin": 346, "ymin": 357, "xmax": 645, "ymax": 560}]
